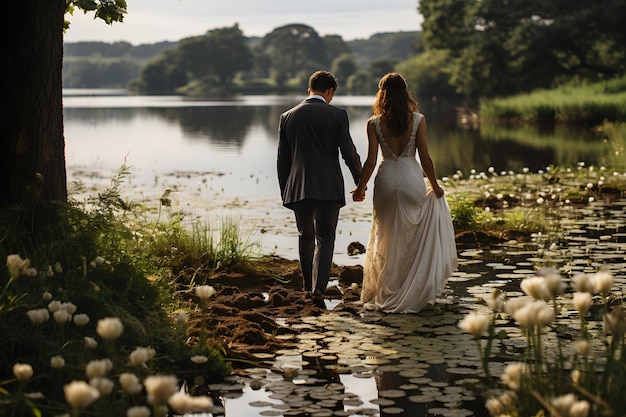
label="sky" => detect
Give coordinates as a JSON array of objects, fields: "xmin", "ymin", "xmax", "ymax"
[{"xmin": 64, "ymin": 0, "xmax": 423, "ymax": 45}]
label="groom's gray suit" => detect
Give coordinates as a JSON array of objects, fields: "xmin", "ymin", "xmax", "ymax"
[{"xmin": 278, "ymin": 83, "xmax": 362, "ymax": 296}]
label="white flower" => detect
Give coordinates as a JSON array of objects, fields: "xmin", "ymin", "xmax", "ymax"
[
  {"xmin": 575, "ymin": 339, "xmax": 591, "ymax": 356},
  {"xmin": 64, "ymin": 380, "xmax": 100, "ymax": 409},
  {"xmin": 350, "ymin": 282, "xmax": 359, "ymax": 291},
  {"xmin": 89, "ymin": 377, "xmax": 114, "ymax": 396},
  {"xmin": 60, "ymin": 302, "xmax": 77, "ymax": 315},
  {"xmin": 191, "ymin": 355, "xmax": 208, "ymax": 364},
  {"xmin": 42, "ymin": 291, "xmax": 53, "ymax": 301},
  {"xmin": 570, "ymin": 400, "xmax": 590, "ymax": 417},
  {"xmin": 96, "ymin": 317, "xmax": 124, "ymax": 341},
  {"xmin": 538, "ymin": 267, "xmax": 565, "ymax": 298},
  {"xmin": 13, "ymin": 363, "xmax": 34, "ymax": 380},
  {"xmin": 551, "ymin": 393, "xmax": 576, "ymax": 416},
  {"xmin": 50, "ymin": 356, "xmax": 65, "ymax": 369},
  {"xmin": 53, "ymin": 309, "xmax": 72, "ymax": 324},
  {"xmin": 168, "ymin": 392, "xmax": 213, "ymax": 413},
  {"xmin": 505, "ymin": 297, "xmax": 531, "ymax": 316},
  {"xmin": 520, "ymin": 277, "xmax": 550, "ymax": 301},
  {"xmin": 48, "ymin": 300, "xmax": 62, "ymax": 312},
  {"xmin": 590, "ymin": 271, "xmax": 614, "ymax": 297},
  {"xmin": 458, "ymin": 312, "xmax": 490, "ymax": 338},
  {"xmin": 126, "ymin": 406, "xmax": 151, "ymax": 417},
  {"xmin": 119, "ymin": 373, "xmax": 143, "ymax": 396},
  {"xmin": 512, "ymin": 300, "xmax": 555, "ymax": 329},
  {"xmin": 485, "ymin": 397, "xmax": 504, "ymax": 416},
  {"xmin": 571, "ymin": 369, "xmax": 581, "ymax": 384},
  {"xmin": 501, "ymin": 362, "xmax": 526, "ymax": 391},
  {"xmin": 129, "ymin": 347, "xmax": 156, "ymax": 366},
  {"xmin": 195, "ymin": 285, "xmax": 216, "ymax": 300},
  {"xmin": 85, "ymin": 359, "xmax": 113, "ymax": 379},
  {"xmin": 54, "ymin": 262, "xmax": 63, "ymax": 273},
  {"xmin": 84, "ymin": 336, "xmax": 98, "ymax": 349},
  {"xmin": 144, "ymin": 375, "xmax": 179, "ymax": 406},
  {"xmin": 6, "ymin": 254, "xmax": 30, "ymax": 278},
  {"xmin": 94, "ymin": 256, "xmax": 105, "ymax": 265},
  {"xmin": 572, "ymin": 292, "xmax": 592, "ymax": 315},
  {"xmin": 73, "ymin": 313, "xmax": 90, "ymax": 327},
  {"xmin": 27, "ymin": 308, "xmax": 50, "ymax": 325},
  {"xmin": 571, "ymin": 273, "xmax": 594, "ymax": 293}
]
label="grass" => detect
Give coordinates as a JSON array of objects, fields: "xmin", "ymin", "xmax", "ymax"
[
  {"xmin": 0, "ymin": 164, "xmax": 258, "ymax": 417},
  {"xmin": 480, "ymin": 76, "xmax": 626, "ymax": 125}
]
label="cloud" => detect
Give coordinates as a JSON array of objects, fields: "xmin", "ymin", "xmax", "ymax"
[{"xmin": 64, "ymin": 0, "xmax": 422, "ymax": 44}]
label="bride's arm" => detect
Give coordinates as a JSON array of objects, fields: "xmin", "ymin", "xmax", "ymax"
[
  {"xmin": 416, "ymin": 117, "xmax": 444, "ymax": 198},
  {"xmin": 352, "ymin": 120, "xmax": 379, "ymax": 202}
]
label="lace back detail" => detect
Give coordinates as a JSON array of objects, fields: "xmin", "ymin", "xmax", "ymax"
[{"xmin": 373, "ymin": 112, "xmax": 421, "ymax": 158}]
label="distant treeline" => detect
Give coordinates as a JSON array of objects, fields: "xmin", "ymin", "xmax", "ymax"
[
  {"xmin": 64, "ymin": 0, "xmax": 626, "ymax": 115},
  {"xmin": 63, "ymin": 25, "xmax": 421, "ymax": 96}
]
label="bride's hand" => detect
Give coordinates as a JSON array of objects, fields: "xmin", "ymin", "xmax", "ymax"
[
  {"xmin": 433, "ymin": 185, "xmax": 444, "ymax": 198},
  {"xmin": 351, "ymin": 188, "xmax": 366, "ymax": 202}
]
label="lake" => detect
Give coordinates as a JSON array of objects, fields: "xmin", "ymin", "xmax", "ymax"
[{"xmin": 63, "ymin": 89, "xmax": 617, "ymax": 265}]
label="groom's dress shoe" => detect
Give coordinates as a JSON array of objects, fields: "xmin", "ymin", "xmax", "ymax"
[{"xmin": 312, "ymin": 288, "xmax": 324, "ymax": 299}]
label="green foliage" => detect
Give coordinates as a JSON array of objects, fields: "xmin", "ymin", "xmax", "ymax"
[
  {"xmin": 255, "ymin": 24, "xmax": 330, "ymax": 88},
  {"xmin": 347, "ymin": 31, "xmax": 420, "ymax": 67},
  {"xmin": 480, "ymin": 76, "xmax": 626, "ymax": 125},
  {"xmin": 419, "ymin": 0, "xmax": 626, "ymax": 98},
  {"xmin": 178, "ymin": 24, "xmax": 253, "ymax": 86},
  {"xmin": 331, "ymin": 53, "xmax": 358, "ymax": 86},
  {"xmin": 397, "ymin": 50, "xmax": 462, "ymax": 102},
  {"xmin": 448, "ymin": 193, "xmax": 484, "ymax": 231},
  {"xmin": 129, "ymin": 50, "xmax": 188, "ymax": 94},
  {"xmin": 65, "ymin": 0, "xmax": 127, "ymax": 28},
  {"xmin": 0, "ymin": 166, "xmax": 234, "ymax": 416}
]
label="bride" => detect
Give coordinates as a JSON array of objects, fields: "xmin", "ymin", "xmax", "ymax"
[{"xmin": 352, "ymin": 72, "xmax": 457, "ymax": 313}]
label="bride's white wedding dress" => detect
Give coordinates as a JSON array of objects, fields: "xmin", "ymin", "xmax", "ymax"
[{"xmin": 361, "ymin": 112, "xmax": 458, "ymax": 313}]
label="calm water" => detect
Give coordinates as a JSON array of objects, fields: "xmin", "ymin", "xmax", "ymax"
[{"xmin": 63, "ymin": 89, "xmax": 616, "ymax": 265}]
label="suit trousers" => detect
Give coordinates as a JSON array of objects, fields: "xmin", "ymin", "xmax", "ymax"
[{"xmin": 292, "ymin": 199, "xmax": 341, "ymax": 293}]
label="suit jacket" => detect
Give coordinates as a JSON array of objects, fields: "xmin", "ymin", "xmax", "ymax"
[{"xmin": 277, "ymin": 97, "xmax": 362, "ymax": 209}]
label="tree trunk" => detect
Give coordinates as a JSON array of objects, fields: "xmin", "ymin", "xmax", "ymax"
[{"xmin": 0, "ymin": 0, "xmax": 67, "ymax": 205}]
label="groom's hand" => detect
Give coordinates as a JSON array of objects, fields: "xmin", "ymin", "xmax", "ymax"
[{"xmin": 351, "ymin": 188, "xmax": 365, "ymax": 202}]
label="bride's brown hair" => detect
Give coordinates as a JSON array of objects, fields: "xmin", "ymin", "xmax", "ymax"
[{"xmin": 372, "ymin": 73, "xmax": 418, "ymax": 136}]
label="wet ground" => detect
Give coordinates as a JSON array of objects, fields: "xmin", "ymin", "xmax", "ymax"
[{"xmin": 180, "ymin": 194, "xmax": 624, "ymax": 416}]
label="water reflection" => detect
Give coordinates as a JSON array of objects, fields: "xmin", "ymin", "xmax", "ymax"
[
  {"xmin": 149, "ymin": 107, "xmax": 256, "ymax": 150},
  {"xmin": 64, "ymin": 93, "xmax": 620, "ymax": 180}
]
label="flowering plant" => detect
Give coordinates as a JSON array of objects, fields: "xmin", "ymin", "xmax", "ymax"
[{"xmin": 460, "ymin": 267, "xmax": 625, "ymax": 416}]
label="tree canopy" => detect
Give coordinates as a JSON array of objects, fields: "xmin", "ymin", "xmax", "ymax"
[{"xmin": 418, "ymin": 0, "xmax": 626, "ymax": 98}]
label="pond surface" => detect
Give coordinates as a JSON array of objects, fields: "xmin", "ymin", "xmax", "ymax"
[{"xmin": 198, "ymin": 197, "xmax": 625, "ymax": 417}]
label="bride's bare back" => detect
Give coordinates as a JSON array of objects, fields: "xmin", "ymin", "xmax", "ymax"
[{"xmin": 377, "ymin": 113, "xmax": 414, "ymax": 157}]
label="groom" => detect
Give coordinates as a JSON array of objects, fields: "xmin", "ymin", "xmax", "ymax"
[{"xmin": 277, "ymin": 70, "xmax": 362, "ymax": 300}]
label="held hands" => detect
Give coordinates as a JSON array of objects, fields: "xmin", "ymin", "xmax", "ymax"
[{"xmin": 351, "ymin": 187, "xmax": 366, "ymax": 202}]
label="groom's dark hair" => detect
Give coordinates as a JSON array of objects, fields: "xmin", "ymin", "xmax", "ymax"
[{"xmin": 309, "ymin": 70, "xmax": 338, "ymax": 93}]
